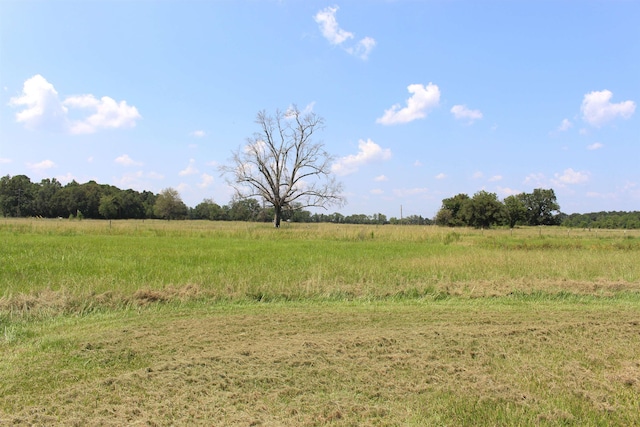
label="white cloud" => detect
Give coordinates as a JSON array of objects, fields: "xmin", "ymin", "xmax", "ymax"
[
  {"xmin": 191, "ymin": 130, "xmax": 206, "ymax": 138},
  {"xmin": 552, "ymin": 168, "xmax": 589, "ymax": 186},
  {"xmin": 0, "ymin": 158, "xmax": 11, "ymax": 164},
  {"xmin": 435, "ymin": 173, "xmax": 446, "ymax": 180},
  {"xmin": 557, "ymin": 118, "xmax": 573, "ymax": 132},
  {"xmin": 413, "ymin": 160, "xmax": 423, "ymax": 167},
  {"xmin": 9, "ymin": 74, "xmax": 68, "ymax": 132},
  {"xmin": 115, "ymin": 154, "xmax": 143, "ymax": 167},
  {"xmin": 497, "ymin": 186, "xmax": 520, "ymax": 197},
  {"xmin": 488, "ymin": 175, "xmax": 503, "ymax": 182},
  {"xmin": 314, "ymin": 6, "xmax": 375, "ymax": 60},
  {"xmin": 179, "ymin": 158, "xmax": 199, "ymax": 176},
  {"xmin": 347, "ymin": 36, "xmax": 376, "ymax": 60},
  {"xmin": 27, "ymin": 159, "xmax": 55, "ymax": 172},
  {"xmin": 64, "ymin": 94, "xmax": 141, "ymax": 134},
  {"xmin": 314, "ymin": 6, "xmax": 353, "ymax": 45},
  {"xmin": 9, "ymin": 74, "xmax": 141, "ymax": 134},
  {"xmin": 198, "ymin": 173, "xmax": 214, "ymax": 188},
  {"xmin": 113, "ymin": 171, "xmax": 162, "ymax": 192},
  {"xmin": 587, "ymin": 142, "xmax": 604, "ymax": 151},
  {"xmin": 472, "ymin": 171, "xmax": 484, "ymax": 179},
  {"xmin": 370, "ymin": 188, "xmax": 384, "ymax": 195},
  {"xmin": 586, "ymin": 182, "xmax": 640, "ymax": 202},
  {"xmin": 332, "ymin": 139, "xmax": 392, "ymax": 176},
  {"xmin": 450, "ymin": 104, "xmax": 483, "ymax": 123},
  {"xmin": 374, "ymin": 175, "xmax": 388, "ymax": 182},
  {"xmin": 581, "ymin": 90, "xmax": 635, "ymax": 127},
  {"xmin": 55, "ymin": 172, "xmax": 77, "ymax": 184},
  {"xmin": 176, "ymin": 183, "xmax": 190, "ymax": 193},
  {"xmin": 377, "ymin": 83, "xmax": 440, "ymax": 125}
]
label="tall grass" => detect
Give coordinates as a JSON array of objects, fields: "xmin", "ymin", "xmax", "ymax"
[{"xmin": 1, "ymin": 218, "xmax": 639, "ymax": 316}]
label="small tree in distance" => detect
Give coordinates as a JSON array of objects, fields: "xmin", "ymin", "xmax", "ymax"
[
  {"xmin": 154, "ymin": 188, "xmax": 188, "ymax": 220},
  {"xmin": 221, "ymin": 106, "xmax": 345, "ymax": 227}
]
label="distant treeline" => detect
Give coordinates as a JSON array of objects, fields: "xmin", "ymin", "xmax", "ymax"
[
  {"xmin": 0, "ymin": 174, "xmax": 428, "ymax": 224},
  {"xmin": 561, "ymin": 211, "xmax": 640, "ymax": 229},
  {"xmin": 2, "ymin": 174, "xmax": 638, "ymax": 228}
]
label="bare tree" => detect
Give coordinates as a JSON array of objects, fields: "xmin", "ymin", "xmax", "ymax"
[{"xmin": 221, "ymin": 106, "xmax": 345, "ymax": 227}]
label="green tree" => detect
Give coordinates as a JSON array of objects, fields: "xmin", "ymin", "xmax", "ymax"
[
  {"xmin": 503, "ymin": 194, "xmax": 527, "ymax": 228},
  {"xmin": 34, "ymin": 178, "xmax": 63, "ymax": 217},
  {"xmin": 518, "ymin": 188, "xmax": 561, "ymax": 226},
  {"xmin": 459, "ymin": 190, "xmax": 506, "ymax": 228},
  {"xmin": 193, "ymin": 198, "xmax": 224, "ymax": 220},
  {"xmin": 435, "ymin": 193, "xmax": 470, "ymax": 226},
  {"xmin": 221, "ymin": 106, "xmax": 344, "ymax": 228},
  {"xmin": 0, "ymin": 175, "xmax": 37, "ymax": 217},
  {"xmin": 99, "ymin": 194, "xmax": 120, "ymax": 219},
  {"xmin": 228, "ymin": 198, "xmax": 262, "ymax": 221},
  {"xmin": 154, "ymin": 188, "xmax": 188, "ymax": 220}
]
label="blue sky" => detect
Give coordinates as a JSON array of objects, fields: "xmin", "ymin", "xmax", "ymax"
[{"xmin": 1, "ymin": 0, "xmax": 638, "ymax": 217}]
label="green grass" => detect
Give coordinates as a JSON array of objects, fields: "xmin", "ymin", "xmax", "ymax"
[
  {"xmin": 1, "ymin": 219, "xmax": 640, "ymax": 425},
  {"xmin": 2, "ymin": 219, "xmax": 639, "ymax": 315}
]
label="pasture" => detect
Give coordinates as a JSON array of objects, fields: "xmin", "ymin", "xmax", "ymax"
[{"xmin": 1, "ymin": 219, "xmax": 639, "ymax": 425}]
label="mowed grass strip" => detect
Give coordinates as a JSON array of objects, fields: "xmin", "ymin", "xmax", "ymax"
[{"xmin": 1, "ymin": 299, "xmax": 640, "ymax": 426}]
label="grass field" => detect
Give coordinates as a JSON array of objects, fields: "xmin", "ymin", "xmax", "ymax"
[{"xmin": 1, "ymin": 219, "xmax": 640, "ymax": 425}]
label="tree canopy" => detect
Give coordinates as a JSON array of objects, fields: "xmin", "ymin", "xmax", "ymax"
[{"xmin": 436, "ymin": 188, "xmax": 562, "ymax": 228}]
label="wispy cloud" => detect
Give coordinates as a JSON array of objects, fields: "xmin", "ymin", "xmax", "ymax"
[
  {"xmin": 587, "ymin": 142, "xmax": 604, "ymax": 151},
  {"xmin": 332, "ymin": 139, "xmax": 392, "ymax": 176},
  {"xmin": 374, "ymin": 175, "xmax": 388, "ymax": 182},
  {"xmin": 27, "ymin": 159, "xmax": 55, "ymax": 172},
  {"xmin": 113, "ymin": 171, "xmax": 163, "ymax": 192},
  {"xmin": 179, "ymin": 159, "xmax": 199, "ymax": 176},
  {"xmin": 377, "ymin": 83, "xmax": 440, "ymax": 125},
  {"xmin": 497, "ymin": 186, "xmax": 520, "ymax": 197},
  {"xmin": 9, "ymin": 75, "xmax": 141, "ymax": 134},
  {"xmin": 190, "ymin": 130, "xmax": 206, "ymax": 138},
  {"xmin": 524, "ymin": 173, "xmax": 546, "ymax": 187},
  {"xmin": 552, "ymin": 168, "xmax": 589, "ymax": 186},
  {"xmin": 314, "ymin": 6, "xmax": 376, "ymax": 60},
  {"xmin": 557, "ymin": 118, "xmax": 573, "ymax": 132},
  {"xmin": 435, "ymin": 173, "xmax": 446, "ymax": 180},
  {"xmin": 198, "ymin": 173, "xmax": 214, "ymax": 188},
  {"xmin": 450, "ymin": 104, "xmax": 483, "ymax": 124},
  {"xmin": 581, "ymin": 90, "xmax": 635, "ymax": 127},
  {"xmin": 115, "ymin": 154, "xmax": 143, "ymax": 167}
]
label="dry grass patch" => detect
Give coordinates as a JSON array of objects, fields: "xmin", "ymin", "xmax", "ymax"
[{"xmin": 2, "ymin": 300, "xmax": 640, "ymax": 426}]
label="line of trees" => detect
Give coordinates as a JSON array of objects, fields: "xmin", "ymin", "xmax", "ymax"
[
  {"xmin": 435, "ymin": 188, "xmax": 563, "ymax": 228},
  {"xmin": 3, "ymin": 174, "xmax": 639, "ymax": 229},
  {"xmin": 0, "ymin": 175, "xmax": 158, "ymax": 220},
  {"xmin": 562, "ymin": 211, "xmax": 640, "ymax": 229}
]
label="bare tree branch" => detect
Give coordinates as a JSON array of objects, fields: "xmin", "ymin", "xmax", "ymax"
[{"xmin": 220, "ymin": 106, "xmax": 345, "ymax": 227}]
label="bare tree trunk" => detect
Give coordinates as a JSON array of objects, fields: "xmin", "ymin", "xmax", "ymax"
[{"xmin": 273, "ymin": 206, "xmax": 282, "ymax": 228}]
